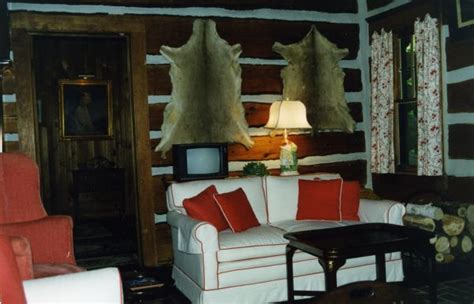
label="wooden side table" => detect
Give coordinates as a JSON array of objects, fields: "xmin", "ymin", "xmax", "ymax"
[{"xmin": 284, "ymin": 223, "xmax": 436, "ymax": 304}]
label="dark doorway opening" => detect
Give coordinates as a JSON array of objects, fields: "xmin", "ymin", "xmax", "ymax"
[{"xmin": 32, "ymin": 34, "xmax": 139, "ymax": 269}]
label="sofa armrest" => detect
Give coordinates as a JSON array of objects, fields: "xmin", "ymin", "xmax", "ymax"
[
  {"xmin": 23, "ymin": 267, "xmax": 122, "ymax": 303},
  {"xmin": 359, "ymin": 199, "xmax": 406, "ymax": 225},
  {"xmin": 167, "ymin": 210, "xmax": 219, "ymax": 254}
]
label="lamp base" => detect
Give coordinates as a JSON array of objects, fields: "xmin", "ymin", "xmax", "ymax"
[{"xmin": 279, "ymin": 141, "xmax": 299, "ymax": 176}]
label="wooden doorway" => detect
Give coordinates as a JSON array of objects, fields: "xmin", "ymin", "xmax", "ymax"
[
  {"xmin": 32, "ymin": 34, "xmax": 138, "ymax": 266},
  {"xmin": 11, "ymin": 13, "xmax": 158, "ymax": 266}
]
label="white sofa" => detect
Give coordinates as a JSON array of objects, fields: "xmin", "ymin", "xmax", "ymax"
[{"xmin": 166, "ymin": 173, "xmax": 406, "ymax": 304}]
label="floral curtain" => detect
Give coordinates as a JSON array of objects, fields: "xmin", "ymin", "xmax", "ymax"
[
  {"xmin": 370, "ymin": 30, "xmax": 395, "ymax": 174},
  {"xmin": 415, "ymin": 14, "xmax": 443, "ymax": 176}
]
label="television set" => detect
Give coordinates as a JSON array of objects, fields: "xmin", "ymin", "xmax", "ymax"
[{"xmin": 172, "ymin": 143, "xmax": 229, "ymax": 182}]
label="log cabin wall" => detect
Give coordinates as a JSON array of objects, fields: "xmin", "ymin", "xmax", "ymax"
[
  {"xmin": 367, "ymin": 0, "xmax": 474, "ymax": 204},
  {"xmin": 3, "ymin": 0, "xmax": 378, "ymax": 265}
]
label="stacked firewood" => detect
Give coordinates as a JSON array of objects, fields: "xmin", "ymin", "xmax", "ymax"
[{"xmin": 403, "ymin": 202, "xmax": 474, "ymax": 264}]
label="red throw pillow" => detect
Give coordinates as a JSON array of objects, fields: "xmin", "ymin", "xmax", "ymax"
[
  {"xmin": 183, "ymin": 185, "xmax": 229, "ymax": 231},
  {"xmin": 296, "ymin": 179, "xmax": 342, "ymax": 221},
  {"xmin": 341, "ymin": 181, "xmax": 360, "ymax": 221},
  {"xmin": 213, "ymin": 188, "xmax": 260, "ymax": 232}
]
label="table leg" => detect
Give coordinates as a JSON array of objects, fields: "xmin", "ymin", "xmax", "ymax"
[
  {"xmin": 318, "ymin": 258, "xmax": 345, "ymax": 291},
  {"xmin": 375, "ymin": 253, "xmax": 386, "ymax": 282},
  {"xmin": 286, "ymin": 246, "xmax": 296, "ymax": 303}
]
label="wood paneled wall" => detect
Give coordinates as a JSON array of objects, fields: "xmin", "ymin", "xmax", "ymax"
[{"xmin": 3, "ymin": 2, "xmax": 368, "ymax": 265}]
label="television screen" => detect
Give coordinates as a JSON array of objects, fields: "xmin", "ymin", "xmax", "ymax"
[
  {"xmin": 186, "ymin": 148, "xmax": 220, "ymax": 174},
  {"xmin": 173, "ymin": 143, "xmax": 228, "ymax": 181}
]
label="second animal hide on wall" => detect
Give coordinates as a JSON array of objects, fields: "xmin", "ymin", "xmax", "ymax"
[
  {"xmin": 273, "ymin": 26, "xmax": 356, "ymax": 133},
  {"xmin": 154, "ymin": 19, "xmax": 253, "ymax": 157}
]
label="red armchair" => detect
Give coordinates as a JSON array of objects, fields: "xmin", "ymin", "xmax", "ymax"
[{"xmin": 0, "ymin": 153, "xmax": 83, "ymax": 278}]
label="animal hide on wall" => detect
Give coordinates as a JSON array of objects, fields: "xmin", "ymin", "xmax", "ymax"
[
  {"xmin": 273, "ymin": 26, "xmax": 355, "ymax": 133},
  {"xmin": 155, "ymin": 19, "xmax": 254, "ymax": 157}
]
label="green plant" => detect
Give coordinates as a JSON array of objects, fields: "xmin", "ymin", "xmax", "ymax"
[{"xmin": 242, "ymin": 161, "xmax": 269, "ymax": 177}]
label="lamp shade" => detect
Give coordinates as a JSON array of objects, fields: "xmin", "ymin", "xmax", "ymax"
[{"xmin": 264, "ymin": 100, "xmax": 312, "ymax": 130}]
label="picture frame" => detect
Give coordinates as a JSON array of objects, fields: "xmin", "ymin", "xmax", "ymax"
[
  {"xmin": 448, "ymin": 0, "xmax": 474, "ymax": 41},
  {"xmin": 59, "ymin": 79, "xmax": 113, "ymax": 140}
]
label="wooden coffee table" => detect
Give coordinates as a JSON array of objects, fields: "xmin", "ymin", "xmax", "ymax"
[{"xmin": 284, "ymin": 223, "xmax": 436, "ymax": 304}]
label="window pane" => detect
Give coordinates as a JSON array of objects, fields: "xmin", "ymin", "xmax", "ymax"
[
  {"xmin": 398, "ymin": 102, "xmax": 417, "ymax": 167},
  {"xmin": 405, "ymin": 36, "xmax": 417, "ymax": 100}
]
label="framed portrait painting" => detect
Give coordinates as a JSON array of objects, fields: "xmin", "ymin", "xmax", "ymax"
[{"xmin": 59, "ymin": 79, "xmax": 113, "ymax": 140}]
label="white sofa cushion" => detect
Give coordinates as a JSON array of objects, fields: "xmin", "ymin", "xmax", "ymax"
[
  {"xmin": 218, "ymin": 250, "xmax": 315, "ymax": 273},
  {"xmin": 217, "ymin": 225, "xmax": 287, "ymax": 262},
  {"xmin": 217, "ymin": 220, "xmax": 364, "ymax": 264},
  {"xmin": 167, "ymin": 176, "xmax": 268, "ymax": 224},
  {"xmin": 270, "ymin": 218, "xmax": 362, "ymax": 233},
  {"xmin": 264, "ymin": 173, "xmax": 341, "ymax": 223},
  {"xmin": 217, "ymin": 251, "xmax": 401, "ymax": 289}
]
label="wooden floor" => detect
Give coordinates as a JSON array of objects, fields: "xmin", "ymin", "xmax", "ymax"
[{"xmin": 122, "ymin": 273, "xmax": 474, "ymax": 304}]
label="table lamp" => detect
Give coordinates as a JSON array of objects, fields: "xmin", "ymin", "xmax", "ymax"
[{"xmin": 264, "ymin": 100, "xmax": 312, "ymax": 176}]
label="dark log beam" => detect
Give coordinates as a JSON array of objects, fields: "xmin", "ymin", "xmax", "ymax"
[
  {"xmin": 9, "ymin": 0, "xmax": 358, "ymax": 12},
  {"xmin": 144, "ymin": 17, "xmax": 359, "ymax": 59},
  {"xmin": 449, "ymin": 124, "xmax": 474, "ymax": 160},
  {"xmin": 447, "ymin": 79, "xmax": 474, "ymax": 113},
  {"xmin": 367, "ymin": 0, "xmax": 394, "ymax": 11},
  {"xmin": 446, "ymin": 37, "xmax": 474, "ymax": 72},
  {"xmin": 147, "ymin": 65, "xmax": 362, "ymax": 95}
]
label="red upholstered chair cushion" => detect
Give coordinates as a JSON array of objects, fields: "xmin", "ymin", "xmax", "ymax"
[
  {"xmin": 296, "ymin": 179, "xmax": 342, "ymax": 221},
  {"xmin": 213, "ymin": 188, "xmax": 260, "ymax": 232},
  {"xmin": 341, "ymin": 181, "xmax": 361, "ymax": 221},
  {"xmin": 0, "ymin": 235, "xmax": 27, "ymax": 304},
  {"xmin": 183, "ymin": 185, "xmax": 229, "ymax": 231}
]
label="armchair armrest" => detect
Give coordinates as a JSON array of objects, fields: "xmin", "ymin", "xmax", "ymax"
[
  {"xmin": 23, "ymin": 267, "xmax": 122, "ymax": 304},
  {"xmin": 10, "ymin": 236, "xmax": 34, "ymax": 280},
  {"xmin": 0, "ymin": 215, "xmax": 75, "ymax": 264},
  {"xmin": 167, "ymin": 210, "xmax": 218, "ymax": 254},
  {"xmin": 359, "ymin": 199, "xmax": 406, "ymax": 225}
]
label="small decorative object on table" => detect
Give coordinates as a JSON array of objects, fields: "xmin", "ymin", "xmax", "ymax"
[{"xmin": 242, "ymin": 161, "xmax": 269, "ymax": 177}]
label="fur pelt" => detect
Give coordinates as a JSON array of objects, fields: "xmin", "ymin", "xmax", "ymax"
[
  {"xmin": 273, "ymin": 26, "xmax": 355, "ymax": 133},
  {"xmin": 155, "ymin": 19, "xmax": 253, "ymax": 156}
]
